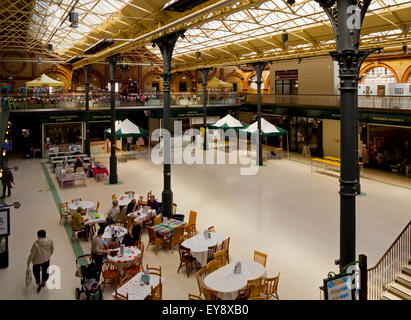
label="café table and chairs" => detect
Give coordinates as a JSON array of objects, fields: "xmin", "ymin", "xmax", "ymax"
[
  {"xmin": 103, "ymin": 225, "xmax": 128, "ymax": 243},
  {"xmin": 203, "ymin": 260, "xmax": 266, "ymax": 300},
  {"xmin": 181, "ymin": 231, "xmax": 226, "ymax": 268},
  {"xmin": 106, "ymin": 246, "xmax": 142, "ymax": 276},
  {"xmin": 117, "ymin": 193, "xmax": 140, "ymax": 207}
]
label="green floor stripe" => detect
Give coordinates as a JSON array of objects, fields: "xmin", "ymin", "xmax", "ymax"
[
  {"xmin": 40, "ymin": 162, "xmax": 85, "ymax": 258},
  {"xmin": 104, "ymin": 181, "xmax": 123, "ymax": 185},
  {"xmin": 288, "ymin": 158, "xmax": 411, "ymax": 191}
]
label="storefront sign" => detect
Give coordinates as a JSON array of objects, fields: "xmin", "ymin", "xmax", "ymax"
[
  {"xmin": 0, "ymin": 209, "xmax": 10, "ymax": 236},
  {"xmin": 47, "ymin": 114, "xmax": 80, "ymax": 122}
]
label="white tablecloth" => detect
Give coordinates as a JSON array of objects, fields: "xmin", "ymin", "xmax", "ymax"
[
  {"xmin": 203, "ymin": 260, "xmax": 266, "ymax": 300},
  {"xmin": 112, "ymin": 272, "xmax": 165, "ymax": 300},
  {"xmin": 127, "ymin": 209, "xmax": 157, "ymax": 223},
  {"xmin": 103, "ymin": 225, "xmax": 127, "ymax": 243},
  {"xmin": 182, "ymin": 232, "xmax": 226, "ymax": 267},
  {"xmin": 117, "ymin": 194, "xmax": 140, "ymax": 207},
  {"xmin": 68, "ymin": 201, "xmax": 95, "ymax": 213},
  {"xmin": 107, "ymin": 246, "xmax": 141, "ymax": 275}
]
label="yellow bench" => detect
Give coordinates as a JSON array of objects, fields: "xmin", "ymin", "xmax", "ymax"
[
  {"xmin": 324, "ymin": 156, "xmax": 364, "ymax": 171},
  {"xmin": 262, "ymin": 144, "xmax": 284, "ymax": 159},
  {"xmin": 311, "ymin": 157, "xmax": 340, "ymax": 174}
]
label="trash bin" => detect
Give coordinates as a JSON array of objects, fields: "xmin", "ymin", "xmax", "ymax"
[{"xmin": 172, "ymin": 214, "xmax": 185, "ymax": 222}]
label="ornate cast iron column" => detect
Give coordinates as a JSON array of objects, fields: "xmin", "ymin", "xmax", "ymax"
[
  {"xmin": 250, "ymin": 61, "xmax": 269, "ymax": 166},
  {"xmin": 315, "ymin": 0, "xmax": 375, "ymax": 271},
  {"xmin": 153, "ymin": 30, "xmax": 186, "ymax": 217},
  {"xmin": 107, "ymin": 54, "xmax": 120, "ymax": 184},
  {"xmin": 83, "ymin": 64, "xmax": 91, "ymax": 156},
  {"xmin": 199, "ymin": 68, "xmax": 212, "ymax": 150}
]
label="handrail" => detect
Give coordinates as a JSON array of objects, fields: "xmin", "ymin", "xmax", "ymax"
[
  {"xmin": 367, "ymin": 220, "xmax": 411, "ymax": 300},
  {"xmin": 368, "ymin": 220, "xmax": 411, "ymax": 271}
]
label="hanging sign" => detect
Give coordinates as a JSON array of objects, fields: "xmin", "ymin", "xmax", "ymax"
[{"xmin": 324, "ymin": 273, "xmax": 354, "ymax": 300}]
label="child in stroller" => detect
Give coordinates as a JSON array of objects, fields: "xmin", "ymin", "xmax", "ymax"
[{"xmin": 75, "ymin": 254, "xmax": 103, "ymax": 300}]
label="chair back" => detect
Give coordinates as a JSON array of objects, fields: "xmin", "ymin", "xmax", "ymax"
[
  {"xmin": 248, "ymin": 296, "xmax": 265, "ymax": 300},
  {"xmin": 186, "ymin": 224, "xmax": 197, "ymax": 237},
  {"xmin": 135, "ymin": 240, "xmax": 145, "ymax": 256},
  {"xmin": 95, "ymin": 201, "xmax": 100, "ymax": 212},
  {"xmin": 114, "ymin": 290, "xmax": 129, "ymax": 300},
  {"xmin": 195, "ymin": 268, "xmax": 208, "ymax": 296},
  {"xmin": 206, "ymin": 260, "xmax": 221, "ymax": 273},
  {"xmin": 207, "ymin": 226, "xmax": 216, "ymax": 232},
  {"xmin": 126, "ymin": 253, "xmax": 143, "ymax": 274},
  {"xmin": 221, "ymin": 237, "xmax": 230, "ymax": 263},
  {"xmin": 213, "ymin": 250, "xmax": 227, "ymax": 266},
  {"xmin": 237, "ymin": 287, "xmax": 251, "ymax": 300},
  {"xmin": 148, "ymin": 228, "xmax": 157, "ymax": 243},
  {"xmin": 146, "ymin": 265, "xmax": 162, "ymax": 277},
  {"xmin": 59, "ymin": 202, "xmax": 68, "ymax": 213},
  {"xmin": 147, "ymin": 190, "xmax": 152, "ymax": 202},
  {"xmin": 172, "ymin": 226, "xmax": 185, "ymax": 245},
  {"xmin": 201, "ymin": 287, "xmax": 219, "ymax": 300},
  {"xmin": 188, "ymin": 210, "xmax": 197, "ymax": 225},
  {"xmin": 172, "ymin": 203, "xmax": 177, "ymax": 215},
  {"xmin": 112, "ymin": 194, "xmax": 117, "ymax": 200},
  {"xmin": 247, "ymin": 277, "xmax": 263, "ymax": 298},
  {"xmin": 253, "ymin": 250, "xmax": 268, "ymax": 267},
  {"xmin": 207, "ymin": 244, "xmax": 218, "ymax": 262},
  {"xmin": 102, "ymin": 260, "xmax": 120, "ymax": 278},
  {"xmin": 264, "ymin": 273, "xmax": 280, "ymax": 296},
  {"xmin": 120, "ymin": 274, "xmax": 132, "ymax": 286},
  {"xmin": 150, "ymin": 279, "xmax": 162, "ymax": 300},
  {"xmin": 153, "ymin": 216, "xmax": 162, "ymax": 226},
  {"xmin": 179, "ymin": 244, "xmax": 192, "ymax": 261},
  {"xmin": 179, "ymin": 234, "xmax": 190, "ymax": 242}
]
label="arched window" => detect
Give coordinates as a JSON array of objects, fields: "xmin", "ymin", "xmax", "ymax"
[{"xmin": 361, "ymin": 66, "xmax": 396, "ymax": 84}]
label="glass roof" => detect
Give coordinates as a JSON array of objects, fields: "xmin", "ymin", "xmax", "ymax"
[{"xmin": 28, "ymin": 0, "xmax": 132, "ymax": 55}]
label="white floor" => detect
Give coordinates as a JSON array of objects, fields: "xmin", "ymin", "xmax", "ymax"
[{"xmin": 0, "ymin": 151, "xmax": 410, "ymax": 300}]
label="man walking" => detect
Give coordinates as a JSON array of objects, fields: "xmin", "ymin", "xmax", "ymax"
[
  {"xmin": 1, "ymin": 167, "xmax": 14, "ymax": 199},
  {"xmin": 27, "ymin": 230, "xmax": 54, "ymax": 293}
]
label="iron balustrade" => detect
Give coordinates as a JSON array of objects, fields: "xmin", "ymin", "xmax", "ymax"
[{"xmin": 367, "ymin": 220, "xmax": 411, "ymax": 300}]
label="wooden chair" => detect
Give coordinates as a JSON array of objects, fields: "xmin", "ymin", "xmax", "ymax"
[
  {"xmin": 101, "ymin": 260, "xmax": 121, "ymax": 292},
  {"xmin": 177, "ymin": 244, "xmax": 197, "ymax": 277},
  {"xmin": 180, "ymin": 234, "xmax": 190, "ymax": 242},
  {"xmin": 142, "ymin": 211, "xmax": 153, "ymax": 231},
  {"xmin": 207, "ymin": 244, "xmax": 218, "ymax": 263},
  {"xmin": 139, "ymin": 195, "xmax": 146, "ymax": 206},
  {"xmin": 134, "ymin": 240, "xmax": 145, "ymax": 258},
  {"xmin": 261, "ymin": 273, "xmax": 280, "ymax": 300},
  {"xmin": 185, "ymin": 224, "xmax": 197, "ymax": 238},
  {"xmin": 115, "ymin": 206, "xmax": 127, "ymax": 227},
  {"xmin": 70, "ymin": 220, "xmax": 81, "ymax": 242},
  {"xmin": 213, "ymin": 250, "xmax": 227, "ymax": 267},
  {"xmin": 246, "ymin": 277, "xmax": 263, "ymax": 298},
  {"xmin": 221, "ymin": 237, "xmax": 230, "ymax": 264},
  {"xmin": 206, "ymin": 260, "xmax": 221, "ymax": 273},
  {"xmin": 170, "ymin": 226, "xmax": 185, "ymax": 253},
  {"xmin": 185, "ymin": 210, "xmax": 197, "ymax": 234},
  {"xmin": 195, "ymin": 268, "xmax": 208, "ymax": 297},
  {"xmin": 112, "ymin": 194, "xmax": 117, "ymax": 200},
  {"xmin": 145, "ymin": 265, "xmax": 162, "ymax": 277},
  {"xmin": 58, "ymin": 202, "xmax": 70, "ymax": 225},
  {"xmin": 147, "ymin": 190, "xmax": 152, "ymax": 203},
  {"xmin": 119, "ymin": 274, "xmax": 133, "ymax": 286},
  {"xmin": 237, "ymin": 287, "xmax": 251, "ymax": 300},
  {"xmin": 248, "ymin": 296, "xmax": 265, "ymax": 300},
  {"xmin": 95, "ymin": 201, "xmax": 100, "ymax": 212},
  {"xmin": 188, "ymin": 293, "xmax": 203, "ymax": 300},
  {"xmin": 153, "ymin": 216, "xmax": 162, "ymax": 226},
  {"xmin": 207, "ymin": 226, "xmax": 216, "ymax": 232},
  {"xmin": 147, "ymin": 228, "xmax": 164, "ymax": 255},
  {"xmin": 254, "ymin": 250, "xmax": 268, "ymax": 267},
  {"xmin": 172, "ymin": 202, "xmax": 177, "ymax": 215},
  {"xmin": 123, "ymin": 253, "xmax": 143, "ymax": 277},
  {"xmin": 201, "ymin": 287, "xmax": 219, "ymax": 300},
  {"xmin": 149, "ymin": 279, "xmax": 162, "ymax": 300},
  {"xmin": 114, "ymin": 290, "xmax": 129, "ymax": 300}
]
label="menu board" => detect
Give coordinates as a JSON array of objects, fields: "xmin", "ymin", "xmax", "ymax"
[
  {"xmin": 324, "ymin": 273, "xmax": 354, "ymax": 300},
  {"xmin": 0, "ymin": 209, "xmax": 10, "ymax": 236}
]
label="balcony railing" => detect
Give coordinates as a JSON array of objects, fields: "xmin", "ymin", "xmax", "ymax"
[
  {"xmin": 244, "ymin": 94, "xmax": 411, "ymax": 110},
  {"xmin": 3, "ymin": 92, "xmax": 242, "ymax": 110}
]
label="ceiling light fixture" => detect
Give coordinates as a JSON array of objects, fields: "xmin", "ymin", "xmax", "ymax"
[{"xmin": 69, "ymin": 11, "xmax": 79, "ymax": 28}]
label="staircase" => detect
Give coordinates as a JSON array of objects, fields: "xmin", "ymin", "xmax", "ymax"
[
  {"xmin": 382, "ymin": 261, "xmax": 411, "ymax": 300},
  {"xmin": 368, "ymin": 220, "xmax": 411, "ymax": 300}
]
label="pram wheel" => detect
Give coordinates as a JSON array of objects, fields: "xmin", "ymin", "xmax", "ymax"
[{"xmin": 75, "ymin": 288, "xmax": 81, "ymax": 300}]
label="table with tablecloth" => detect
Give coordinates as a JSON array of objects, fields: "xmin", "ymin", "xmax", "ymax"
[
  {"xmin": 111, "ymin": 272, "xmax": 165, "ymax": 300},
  {"xmin": 127, "ymin": 208, "xmax": 157, "ymax": 224},
  {"xmin": 117, "ymin": 194, "xmax": 140, "ymax": 207},
  {"xmin": 151, "ymin": 218, "xmax": 185, "ymax": 238},
  {"xmin": 103, "ymin": 225, "xmax": 127, "ymax": 243},
  {"xmin": 89, "ymin": 163, "xmax": 109, "ymax": 180},
  {"xmin": 68, "ymin": 201, "xmax": 96, "ymax": 214},
  {"xmin": 203, "ymin": 260, "xmax": 266, "ymax": 300},
  {"xmin": 182, "ymin": 232, "xmax": 226, "ymax": 267},
  {"xmin": 107, "ymin": 246, "xmax": 141, "ymax": 275}
]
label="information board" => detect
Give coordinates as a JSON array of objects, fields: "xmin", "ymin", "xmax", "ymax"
[
  {"xmin": 324, "ymin": 273, "xmax": 354, "ymax": 300},
  {"xmin": 0, "ymin": 208, "xmax": 10, "ymax": 236}
]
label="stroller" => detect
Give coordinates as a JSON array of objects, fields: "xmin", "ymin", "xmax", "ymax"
[{"xmin": 75, "ymin": 254, "xmax": 103, "ymax": 300}]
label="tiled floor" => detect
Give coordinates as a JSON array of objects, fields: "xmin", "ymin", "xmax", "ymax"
[{"xmin": 0, "ymin": 151, "xmax": 409, "ymax": 300}]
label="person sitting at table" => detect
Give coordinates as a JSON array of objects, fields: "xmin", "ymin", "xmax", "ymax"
[
  {"xmin": 106, "ymin": 200, "xmax": 120, "ymax": 226},
  {"xmin": 122, "ymin": 219, "xmax": 142, "ymax": 246},
  {"xmin": 126, "ymin": 198, "xmax": 137, "ymax": 215},
  {"xmin": 74, "ymin": 156, "xmax": 83, "ymax": 172},
  {"xmin": 72, "ymin": 207, "xmax": 86, "ymax": 238},
  {"xmin": 147, "ymin": 195, "xmax": 161, "ymax": 213}
]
